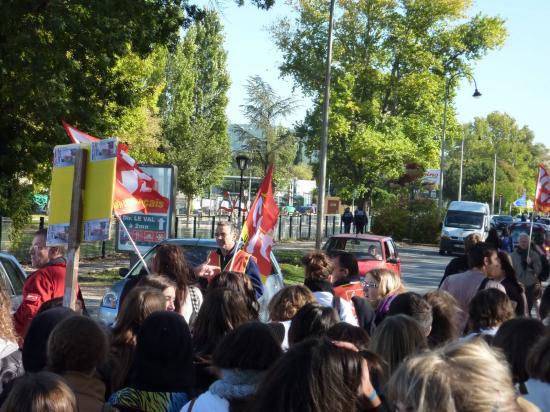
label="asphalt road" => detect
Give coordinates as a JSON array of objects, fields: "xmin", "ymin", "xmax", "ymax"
[{"xmin": 397, "ymin": 245, "xmax": 453, "ymax": 294}]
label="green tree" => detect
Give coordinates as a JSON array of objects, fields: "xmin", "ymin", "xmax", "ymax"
[
  {"xmin": 272, "ymin": 0, "xmax": 507, "ymax": 207},
  {"xmin": 444, "ymin": 112, "xmax": 549, "ymax": 211},
  {"xmin": 161, "ymin": 10, "xmax": 231, "ymax": 214},
  {"xmin": 232, "ymin": 76, "xmax": 300, "ymax": 188}
]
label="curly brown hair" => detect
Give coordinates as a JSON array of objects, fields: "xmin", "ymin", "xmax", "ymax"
[
  {"xmin": 0, "ymin": 287, "xmax": 17, "ymax": 342},
  {"xmin": 302, "ymin": 252, "xmax": 333, "ymax": 281},
  {"xmin": 468, "ymin": 288, "xmax": 514, "ymax": 332},
  {"xmin": 268, "ymin": 285, "xmax": 316, "ymax": 322}
]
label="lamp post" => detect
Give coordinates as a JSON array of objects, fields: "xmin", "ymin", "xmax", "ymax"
[
  {"xmin": 235, "ymin": 154, "xmax": 250, "ymax": 226},
  {"xmin": 315, "ymin": 0, "xmax": 336, "ymax": 250},
  {"xmin": 439, "ymin": 73, "xmax": 482, "ymax": 206}
]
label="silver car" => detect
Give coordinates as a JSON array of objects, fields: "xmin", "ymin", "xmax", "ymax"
[{"xmin": 0, "ymin": 252, "xmax": 27, "ymax": 311}]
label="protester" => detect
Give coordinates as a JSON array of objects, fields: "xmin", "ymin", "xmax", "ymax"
[
  {"xmin": 341, "ymin": 207, "xmax": 354, "ymax": 233},
  {"xmin": 524, "ymin": 335, "xmax": 550, "ymax": 410},
  {"xmin": 199, "ymin": 221, "xmax": 263, "ymax": 298},
  {"xmin": 47, "ymin": 315, "xmax": 112, "ymax": 412},
  {"xmin": 152, "ymin": 244, "xmax": 203, "ymax": 325},
  {"xmin": 208, "ymin": 271, "xmax": 260, "ymax": 319},
  {"xmin": 267, "ymin": 285, "xmax": 315, "ymax": 350},
  {"xmin": 13, "ymin": 229, "xmax": 84, "ymax": 339},
  {"xmin": 511, "ymin": 233, "xmax": 542, "ymax": 315},
  {"xmin": 287, "ymin": 303, "xmax": 339, "ymax": 346},
  {"xmin": 463, "ymin": 289, "xmax": 515, "ymax": 342},
  {"xmin": 497, "ymin": 251, "xmax": 528, "ymax": 317},
  {"xmin": 440, "ymin": 242, "xmax": 506, "ymax": 331},
  {"xmin": 486, "ymin": 227, "xmax": 502, "ymax": 250},
  {"xmin": 329, "ymin": 250, "xmax": 376, "ymax": 332},
  {"xmin": 493, "ymin": 318, "xmax": 548, "ymax": 394},
  {"xmin": 249, "ymin": 338, "xmax": 385, "ymax": 412},
  {"xmin": 387, "ymin": 339, "xmax": 530, "ymax": 412},
  {"xmin": 354, "ymin": 206, "xmax": 367, "ymax": 234},
  {"xmin": 182, "ymin": 322, "xmax": 282, "ymax": 412},
  {"xmin": 501, "ymin": 226, "xmax": 514, "ymax": 253},
  {"xmin": 387, "ymin": 292, "xmax": 433, "ymax": 337},
  {"xmin": 109, "ymin": 287, "xmax": 166, "ymax": 392},
  {"xmin": 138, "ymin": 275, "xmax": 177, "ymax": 312},
  {"xmin": 0, "ymin": 288, "xmax": 22, "ymax": 394},
  {"xmin": 192, "ymin": 288, "xmax": 257, "ymax": 394},
  {"xmin": 439, "ymin": 233, "xmax": 481, "ymax": 286},
  {"xmin": 364, "ymin": 268, "xmax": 404, "ymax": 326},
  {"xmin": 1, "ymin": 371, "xmax": 78, "ymax": 412},
  {"xmin": 302, "ymin": 252, "xmax": 357, "ymax": 325},
  {"xmin": 369, "ymin": 314, "xmax": 427, "ymax": 386},
  {"xmin": 326, "ymin": 322, "xmax": 370, "ymax": 350},
  {"xmin": 109, "ymin": 311, "xmax": 193, "ymax": 412},
  {"xmin": 423, "ymin": 291, "xmax": 462, "ymax": 348}
]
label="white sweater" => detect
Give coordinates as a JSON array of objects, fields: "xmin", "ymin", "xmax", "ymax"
[
  {"xmin": 181, "ymin": 390, "xmax": 228, "ymax": 412},
  {"xmin": 313, "ymin": 291, "xmax": 358, "ymax": 326}
]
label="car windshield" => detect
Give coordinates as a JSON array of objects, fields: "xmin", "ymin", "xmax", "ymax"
[
  {"xmin": 324, "ymin": 238, "xmax": 382, "ymax": 260},
  {"xmin": 494, "ymin": 215, "xmax": 513, "ymax": 223},
  {"xmin": 445, "ymin": 211, "xmax": 484, "ymax": 229},
  {"xmin": 129, "ymin": 244, "xmax": 215, "ymax": 277},
  {"xmin": 510, "ymin": 227, "xmax": 545, "ymax": 246}
]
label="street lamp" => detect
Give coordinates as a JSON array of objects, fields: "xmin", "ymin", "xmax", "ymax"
[
  {"xmin": 439, "ymin": 73, "xmax": 481, "ymax": 207},
  {"xmin": 235, "ymin": 154, "xmax": 250, "ymax": 225}
]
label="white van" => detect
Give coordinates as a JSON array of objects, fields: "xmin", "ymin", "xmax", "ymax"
[{"xmin": 439, "ymin": 201, "xmax": 490, "ymax": 255}]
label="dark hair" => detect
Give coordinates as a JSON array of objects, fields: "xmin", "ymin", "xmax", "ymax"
[
  {"xmin": 501, "ymin": 227, "xmax": 510, "ymax": 237},
  {"xmin": 540, "ymin": 285, "xmax": 550, "ymax": 319},
  {"xmin": 47, "ymin": 315, "xmax": 108, "ymax": 374},
  {"xmin": 208, "ymin": 271, "xmax": 259, "ymax": 318},
  {"xmin": 301, "ymin": 252, "xmax": 333, "ymax": 281},
  {"xmin": 288, "ymin": 303, "xmax": 338, "ymax": 346},
  {"xmin": 493, "ymin": 318, "xmax": 547, "ymax": 390},
  {"xmin": 423, "ymin": 291, "xmax": 461, "ymax": 348},
  {"xmin": 213, "ymin": 322, "xmax": 282, "ymax": 371},
  {"xmin": 467, "ymin": 242, "xmax": 496, "ymax": 269},
  {"xmin": 486, "ymin": 228, "xmax": 501, "ymax": 249},
  {"xmin": 468, "ymin": 289, "xmax": 514, "ymax": 332},
  {"xmin": 388, "ymin": 292, "xmax": 433, "ymax": 336},
  {"xmin": 326, "ymin": 322, "xmax": 370, "ymax": 350},
  {"xmin": 22, "ymin": 307, "xmax": 76, "ymax": 372},
  {"xmin": 130, "ymin": 311, "xmax": 193, "ymax": 393},
  {"xmin": 527, "ymin": 335, "xmax": 550, "ymax": 383},
  {"xmin": 193, "ymin": 288, "xmax": 257, "ymax": 356},
  {"xmin": 152, "ymin": 244, "xmax": 194, "ymax": 311},
  {"xmin": 249, "ymin": 338, "xmax": 366, "ymax": 412},
  {"xmin": 497, "ymin": 251, "xmax": 523, "ymax": 291},
  {"xmin": 326, "ymin": 251, "xmax": 359, "ymax": 277},
  {"xmin": 2, "ymin": 371, "xmax": 77, "ymax": 412}
]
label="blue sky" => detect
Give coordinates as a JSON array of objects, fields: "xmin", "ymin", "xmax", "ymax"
[{"xmin": 217, "ymin": 0, "xmax": 550, "ymax": 147}]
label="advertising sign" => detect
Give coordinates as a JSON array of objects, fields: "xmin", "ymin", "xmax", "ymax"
[
  {"xmin": 47, "ymin": 140, "xmax": 117, "ymax": 245},
  {"xmin": 116, "ymin": 165, "xmax": 177, "ymax": 254},
  {"xmin": 421, "ymin": 169, "xmax": 441, "ymax": 186}
]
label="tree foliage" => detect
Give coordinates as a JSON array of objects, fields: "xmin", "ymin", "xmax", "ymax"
[
  {"xmin": 161, "ymin": 10, "xmax": 231, "ymax": 202},
  {"xmin": 272, "ymin": 0, "xmax": 507, "ymax": 207},
  {"xmin": 444, "ymin": 112, "xmax": 549, "ymax": 211},
  {"xmin": 232, "ymin": 76, "xmax": 300, "ymax": 188}
]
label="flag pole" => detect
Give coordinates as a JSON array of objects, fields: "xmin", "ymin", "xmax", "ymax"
[{"xmin": 114, "ymin": 212, "xmax": 151, "ymax": 275}]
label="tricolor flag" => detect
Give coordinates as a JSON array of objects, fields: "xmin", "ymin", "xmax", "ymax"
[
  {"xmin": 535, "ymin": 164, "xmax": 550, "ymax": 213},
  {"xmin": 241, "ymin": 165, "xmax": 279, "ymax": 277},
  {"xmin": 62, "ymin": 121, "xmax": 169, "ymax": 215}
]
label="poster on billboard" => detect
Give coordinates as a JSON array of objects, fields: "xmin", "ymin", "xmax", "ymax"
[
  {"xmin": 116, "ymin": 165, "xmax": 177, "ymax": 254},
  {"xmin": 421, "ymin": 169, "xmax": 441, "ymax": 186}
]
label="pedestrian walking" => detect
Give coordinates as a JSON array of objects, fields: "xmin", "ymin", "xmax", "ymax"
[{"xmin": 341, "ymin": 207, "xmax": 353, "ymax": 233}]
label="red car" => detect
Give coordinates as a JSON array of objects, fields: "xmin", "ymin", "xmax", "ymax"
[{"xmin": 322, "ymin": 234, "xmax": 401, "ymax": 276}]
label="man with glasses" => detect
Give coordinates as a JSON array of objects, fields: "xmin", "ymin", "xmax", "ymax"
[{"xmin": 13, "ymin": 229, "xmax": 85, "ymax": 340}]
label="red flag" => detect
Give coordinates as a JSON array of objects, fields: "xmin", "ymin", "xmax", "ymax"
[
  {"xmin": 535, "ymin": 164, "xmax": 550, "ymax": 213},
  {"xmin": 241, "ymin": 165, "xmax": 279, "ymax": 276},
  {"xmin": 62, "ymin": 122, "xmax": 169, "ymax": 214}
]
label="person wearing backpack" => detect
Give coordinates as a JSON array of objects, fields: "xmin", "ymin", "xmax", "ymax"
[{"xmin": 302, "ymin": 252, "xmax": 358, "ymax": 326}]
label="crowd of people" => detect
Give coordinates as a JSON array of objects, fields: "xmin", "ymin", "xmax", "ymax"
[{"xmin": 0, "ymin": 223, "xmax": 550, "ymax": 411}]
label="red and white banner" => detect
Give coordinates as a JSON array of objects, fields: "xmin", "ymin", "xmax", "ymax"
[
  {"xmin": 241, "ymin": 165, "xmax": 279, "ymax": 276},
  {"xmin": 62, "ymin": 121, "xmax": 169, "ymax": 214},
  {"xmin": 535, "ymin": 164, "xmax": 550, "ymax": 213}
]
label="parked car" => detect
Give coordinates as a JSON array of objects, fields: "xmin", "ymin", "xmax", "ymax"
[
  {"xmin": 98, "ymin": 238, "xmax": 285, "ymax": 325},
  {"xmin": 509, "ymin": 222, "xmax": 550, "ymax": 256},
  {"xmin": 0, "ymin": 252, "xmax": 27, "ymax": 311},
  {"xmin": 322, "ymin": 234, "xmax": 401, "ymax": 276},
  {"xmin": 490, "ymin": 215, "xmax": 514, "ymax": 232}
]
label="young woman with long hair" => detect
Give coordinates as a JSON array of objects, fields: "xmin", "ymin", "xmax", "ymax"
[
  {"xmin": 364, "ymin": 268, "xmax": 405, "ymax": 325},
  {"xmin": 497, "ymin": 251, "xmax": 528, "ymax": 317}
]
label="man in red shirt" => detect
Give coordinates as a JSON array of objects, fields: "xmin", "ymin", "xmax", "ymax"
[{"xmin": 13, "ymin": 229, "xmax": 84, "ymax": 339}]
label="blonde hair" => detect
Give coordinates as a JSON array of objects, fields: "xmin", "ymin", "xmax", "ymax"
[
  {"xmin": 0, "ymin": 288, "xmax": 17, "ymax": 343},
  {"xmin": 268, "ymin": 285, "xmax": 316, "ymax": 322},
  {"xmin": 388, "ymin": 339, "xmax": 523, "ymax": 412},
  {"xmin": 368, "ymin": 268, "xmax": 403, "ymax": 300}
]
